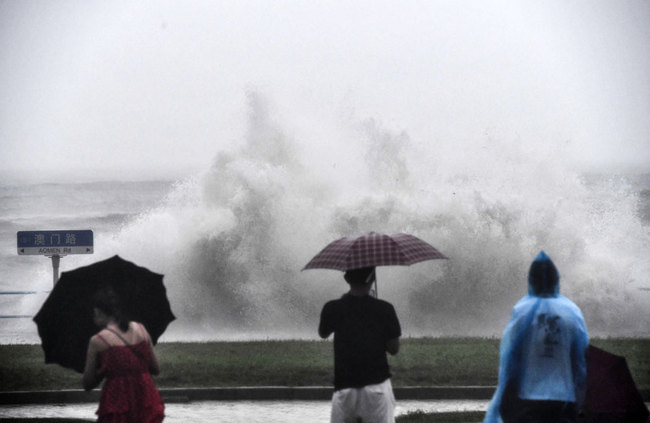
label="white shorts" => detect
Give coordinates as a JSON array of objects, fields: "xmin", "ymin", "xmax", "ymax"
[{"xmin": 330, "ymin": 379, "xmax": 396, "ymax": 423}]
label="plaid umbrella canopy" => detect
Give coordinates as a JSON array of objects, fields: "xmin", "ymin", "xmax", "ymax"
[{"xmin": 303, "ymin": 232, "xmax": 447, "ymax": 271}]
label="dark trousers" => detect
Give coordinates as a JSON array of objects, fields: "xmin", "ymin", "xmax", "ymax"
[{"xmin": 502, "ymin": 398, "xmax": 578, "ymax": 423}]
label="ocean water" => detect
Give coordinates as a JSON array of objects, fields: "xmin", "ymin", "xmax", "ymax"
[
  {"xmin": 1, "ymin": 102, "xmax": 649, "ymax": 344},
  {"xmin": 1, "ymin": 170, "xmax": 648, "ymax": 344},
  {"xmin": 0, "ymin": 181, "xmax": 176, "ymax": 341}
]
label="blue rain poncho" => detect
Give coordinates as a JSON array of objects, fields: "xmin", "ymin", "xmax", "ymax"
[{"xmin": 483, "ymin": 251, "xmax": 589, "ymax": 423}]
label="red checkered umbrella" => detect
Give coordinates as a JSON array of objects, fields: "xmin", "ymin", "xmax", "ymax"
[{"xmin": 303, "ymin": 232, "xmax": 447, "ymax": 271}]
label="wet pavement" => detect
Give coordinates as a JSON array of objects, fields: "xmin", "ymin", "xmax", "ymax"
[{"xmin": 0, "ymin": 399, "xmax": 489, "ymax": 422}]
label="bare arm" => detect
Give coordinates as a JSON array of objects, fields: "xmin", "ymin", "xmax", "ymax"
[
  {"xmin": 386, "ymin": 337, "xmax": 400, "ymax": 355},
  {"xmin": 137, "ymin": 323, "xmax": 160, "ymax": 375},
  {"xmin": 82, "ymin": 337, "xmax": 104, "ymax": 391}
]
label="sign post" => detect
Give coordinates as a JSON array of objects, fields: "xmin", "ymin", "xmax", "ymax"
[
  {"xmin": 17, "ymin": 230, "xmax": 94, "ymax": 285},
  {"xmin": 51, "ymin": 254, "xmax": 60, "ymax": 286}
]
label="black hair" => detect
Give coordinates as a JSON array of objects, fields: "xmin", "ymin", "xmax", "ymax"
[
  {"xmin": 93, "ymin": 287, "xmax": 129, "ymax": 332},
  {"xmin": 344, "ymin": 267, "xmax": 376, "ymax": 286}
]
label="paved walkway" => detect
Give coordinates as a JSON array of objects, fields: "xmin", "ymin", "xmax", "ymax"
[
  {"xmin": 3, "ymin": 385, "xmax": 649, "ymax": 405},
  {"xmin": 0, "ymin": 386, "xmax": 497, "ymax": 405}
]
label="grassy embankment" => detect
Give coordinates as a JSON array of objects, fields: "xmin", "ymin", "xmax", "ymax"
[
  {"xmin": 1, "ymin": 338, "xmax": 647, "ymax": 423},
  {"xmin": 1, "ymin": 337, "xmax": 648, "ymax": 392}
]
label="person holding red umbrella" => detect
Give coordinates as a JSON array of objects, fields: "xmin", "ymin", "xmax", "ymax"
[
  {"xmin": 306, "ymin": 232, "xmax": 445, "ymax": 422},
  {"xmin": 319, "ymin": 266, "xmax": 402, "ymax": 423}
]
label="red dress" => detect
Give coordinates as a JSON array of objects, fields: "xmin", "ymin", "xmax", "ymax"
[{"xmin": 96, "ymin": 337, "xmax": 165, "ymax": 423}]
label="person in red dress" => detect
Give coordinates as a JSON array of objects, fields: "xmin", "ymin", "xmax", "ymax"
[{"xmin": 83, "ymin": 288, "xmax": 165, "ymax": 423}]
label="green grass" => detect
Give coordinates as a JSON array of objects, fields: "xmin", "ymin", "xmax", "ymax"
[
  {"xmin": 156, "ymin": 339, "xmax": 333, "ymax": 387},
  {"xmin": 1, "ymin": 338, "xmax": 648, "ymax": 392},
  {"xmin": 390, "ymin": 337, "xmax": 501, "ymax": 386}
]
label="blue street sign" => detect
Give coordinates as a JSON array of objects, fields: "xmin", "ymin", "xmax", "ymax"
[{"xmin": 17, "ymin": 230, "xmax": 94, "ymax": 255}]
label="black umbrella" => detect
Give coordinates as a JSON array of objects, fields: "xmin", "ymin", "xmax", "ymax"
[
  {"xmin": 581, "ymin": 345, "xmax": 649, "ymax": 423},
  {"xmin": 33, "ymin": 255, "xmax": 175, "ymax": 373}
]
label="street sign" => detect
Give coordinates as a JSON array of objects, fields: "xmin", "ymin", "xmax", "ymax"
[{"xmin": 17, "ymin": 230, "xmax": 94, "ymax": 255}]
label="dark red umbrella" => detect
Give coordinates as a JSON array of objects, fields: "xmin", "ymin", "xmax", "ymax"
[
  {"xmin": 33, "ymin": 255, "xmax": 175, "ymax": 373},
  {"xmin": 303, "ymin": 232, "xmax": 447, "ymax": 271},
  {"xmin": 582, "ymin": 345, "xmax": 649, "ymax": 423}
]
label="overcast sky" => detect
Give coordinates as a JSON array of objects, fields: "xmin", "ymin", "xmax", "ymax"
[{"xmin": 1, "ymin": 0, "xmax": 649, "ymax": 182}]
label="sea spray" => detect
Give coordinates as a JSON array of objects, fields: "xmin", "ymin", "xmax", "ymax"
[{"xmin": 99, "ymin": 92, "xmax": 649, "ymax": 340}]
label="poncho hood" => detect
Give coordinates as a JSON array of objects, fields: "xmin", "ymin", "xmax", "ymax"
[{"xmin": 528, "ymin": 251, "xmax": 560, "ymax": 297}]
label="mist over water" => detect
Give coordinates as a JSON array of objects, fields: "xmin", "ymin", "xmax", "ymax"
[
  {"xmin": 3, "ymin": 1, "xmax": 650, "ymax": 346},
  {"xmin": 86, "ymin": 91, "xmax": 646, "ymax": 340}
]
